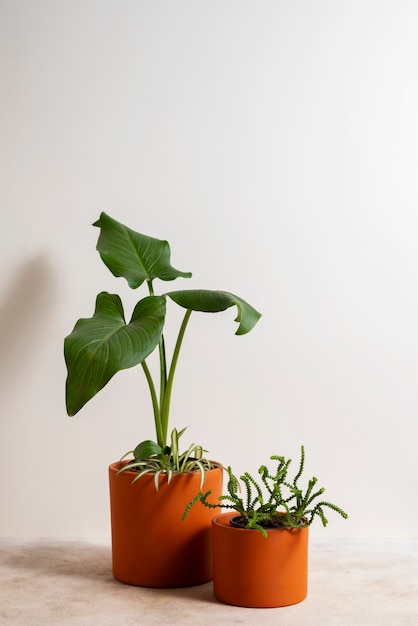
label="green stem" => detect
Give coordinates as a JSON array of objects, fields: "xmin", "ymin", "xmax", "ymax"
[
  {"xmin": 146, "ymin": 279, "xmax": 167, "ymax": 446},
  {"xmin": 147, "ymin": 279, "xmax": 167, "ymax": 420},
  {"xmin": 159, "ymin": 334, "xmax": 167, "ymax": 410},
  {"xmin": 160, "ymin": 309, "xmax": 193, "ymax": 445},
  {"xmin": 141, "ymin": 361, "xmax": 164, "ymax": 447}
]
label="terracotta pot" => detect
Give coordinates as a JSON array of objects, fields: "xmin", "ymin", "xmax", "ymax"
[
  {"xmin": 109, "ymin": 461, "xmax": 223, "ymax": 588},
  {"xmin": 212, "ymin": 511, "xmax": 309, "ymax": 607}
]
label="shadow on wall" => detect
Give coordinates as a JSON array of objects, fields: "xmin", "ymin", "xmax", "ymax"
[{"xmin": 0, "ymin": 254, "xmax": 56, "ymax": 404}]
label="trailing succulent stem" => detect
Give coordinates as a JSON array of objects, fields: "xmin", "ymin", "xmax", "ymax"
[{"xmin": 183, "ymin": 446, "xmax": 348, "ymax": 537}]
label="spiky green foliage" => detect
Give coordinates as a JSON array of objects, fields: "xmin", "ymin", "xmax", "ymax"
[
  {"xmin": 117, "ymin": 427, "xmax": 222, "ymax": 490},
  {"xmin": 183, "ymin": 446, "xmax": 348, "ymax": 537}
]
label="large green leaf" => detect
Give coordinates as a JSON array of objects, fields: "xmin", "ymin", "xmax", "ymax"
[
  {"xmin": 93, "ymin": 212, "xmax": 192, "ymax": 288},
  {"xmin": 64, "ymin": 292, "xmax": 166, "ymax": 415},
  {"xmin": 166, "ymin": 290, "xmax": 261, "ymax": 335}
]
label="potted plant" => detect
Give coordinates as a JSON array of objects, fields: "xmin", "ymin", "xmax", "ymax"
[
  {"xmin": 184, "ymin": 445, "xmax": 348, "ymax": 607},
  {"xmin": 64, "ymin": 212, "xmax": 261, "ymax": 588}
]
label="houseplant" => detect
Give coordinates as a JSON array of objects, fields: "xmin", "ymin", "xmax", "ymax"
[
  {"xmin": 64, "ymin": 212, "xmax": 261, "ymax": 587},
  {"xmin": 184, "ymin": 445, "xmax": 348, "ymax": 607}
]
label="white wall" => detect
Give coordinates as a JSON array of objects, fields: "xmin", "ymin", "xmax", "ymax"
[{"xmin": 1, "ymin": 0, "xmax": 417, "ymax": 539}]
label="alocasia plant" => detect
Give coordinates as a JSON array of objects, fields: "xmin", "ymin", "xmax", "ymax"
[{"xmin": 64, "ymin": 212, "xmax": 261, "ymax": 479}]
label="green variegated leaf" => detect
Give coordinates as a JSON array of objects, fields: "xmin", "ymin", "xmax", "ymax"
[
  {"xmin": 166, "ymin": 289, "xmax": 261, "ymax": 335},
  {"xmin": 154, "ymin": 470, "xmax": 163, "ymax": 491},
  {"xmin": 94, "ymin": 212, "xmax": 192, "ymax": 288},
  {"xmin": 64, "ymin": 292, "xmax": 166, "ymax": 415},
  {"xmin": 131, "ymin": 467, "xmax": 155, "ymax": 483}
]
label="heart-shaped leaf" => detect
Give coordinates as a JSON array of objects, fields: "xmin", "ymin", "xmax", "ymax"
[
  {"xmin": 166, "ymin": 289, "xmax": 261, "ymax": 335},
  {"xmin": 133, "ymin": 440, "xmax": 163, "ymax": 461},
  {"xmin": 64, "ymin": 292, "xmax": 166, "ymax": 415},
  {"xmin": 94, "ymin": 212, "xmax": 192, "ymax": 288}
]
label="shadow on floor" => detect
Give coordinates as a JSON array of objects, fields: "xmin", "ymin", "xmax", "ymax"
[
  {"xmin": 0, "ymin": 539, "xmax": 218, "ymax": 605},
  {"xmin": 1, "ymin": 540, "xmax": 112, "ymax": 581}
]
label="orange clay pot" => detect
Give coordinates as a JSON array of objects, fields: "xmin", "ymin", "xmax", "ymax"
[
  {"xmin": 212, "ymin": 511, "xmax": 309, "ymax": 607},
  {"xmin": 109, "ymin": 461, "xmax": 223, "ymax": 588}
]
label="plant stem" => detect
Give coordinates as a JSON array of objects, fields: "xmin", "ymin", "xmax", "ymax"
[
  {"xmin": 159, "ymin": 334, "xmax": 167, "ymax": 411},
  {"xmin": 147, "ymin": 280, "xmax": 167, "ymax": 429},
  {"xmin": 141, "ymin": 361, "xmax": 164, "ymax": 447},
  {"xmin": 160, "ymin": 309, "xmax": 192, "ymax": 445},
  {"xmin": 145, "ymin": 279, "xmax": 167, "ymax": 447}
]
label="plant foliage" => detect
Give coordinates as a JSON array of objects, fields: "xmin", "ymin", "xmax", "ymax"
[
  {"xmin": 118, "ymin": 427, "xmax": 220, "ymax": 491},
  {"xmin": 64, "ymin": 212, "xmax": 261, "ymax": 476},
  {"xmin": 183, "ymin": 446, "xmax": 348, "ymax": 537}
]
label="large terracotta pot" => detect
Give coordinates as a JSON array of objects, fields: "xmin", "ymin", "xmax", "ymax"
[
  {"xmin": 109, "ymin": 461, "xmax": 223, "ymax": 588},
  {"xmin": 212, "ymin": 511, "xmax": 309, "ymax": 607}
]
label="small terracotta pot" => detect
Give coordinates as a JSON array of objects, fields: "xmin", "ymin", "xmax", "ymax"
[
  {"xmin": 212, "ymin": 511, "xmax": 309, "ymax": 607},
  {"xmin": 109, "ymin": 461, "xmax": 223, "ymax": 588}
]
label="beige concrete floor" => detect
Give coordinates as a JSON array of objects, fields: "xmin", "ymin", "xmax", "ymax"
[{"xmin": 0, "ymin": 538, "xmax": 417, "ymax": 625}]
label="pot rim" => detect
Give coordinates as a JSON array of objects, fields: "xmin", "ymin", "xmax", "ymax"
[
  {"xmin": 109, "ymin": 459, "xmax": 222, "ymax": 476},
  {"xmin": 212, "ymin": 511, "xmax": 308, "ymax": 533}
]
